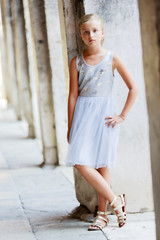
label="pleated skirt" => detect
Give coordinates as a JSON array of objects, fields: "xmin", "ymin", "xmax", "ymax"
[{"xmin": 65, "ymin": 95, "xmax": 120, "ymax": 169}]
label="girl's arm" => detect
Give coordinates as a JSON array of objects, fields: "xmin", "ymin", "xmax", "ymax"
[
  {"xmin": 113, "ymin": 53, "xmax": 139, "ymax": 119},
  {"xmin": 67, "ymin": 57, "xmax": 79, "ymax": 142},
  {"xmin": 105, "ymin": 53, "xmax": 138, "ymax": 128}
]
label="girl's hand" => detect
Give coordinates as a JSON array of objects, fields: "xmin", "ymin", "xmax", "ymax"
[{"xmin": 105, "ymin": 114, "xmax": 125, "ymax": 128}]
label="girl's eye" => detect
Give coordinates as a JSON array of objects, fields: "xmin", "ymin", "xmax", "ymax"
[
  {"xmin": 84, "ymin": 31, "xmax": 88, "ymax": 34},
  {"xmin": 93, "ymin": 29, "xmax": 97, "ymax": 32}
]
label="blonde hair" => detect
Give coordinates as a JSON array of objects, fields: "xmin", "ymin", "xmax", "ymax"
[{"xmin": 77, "ymin": 14, "xmax": 105, "ymax": 46}]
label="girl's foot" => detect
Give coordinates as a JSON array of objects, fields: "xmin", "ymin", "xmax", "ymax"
[
  {"xmin": 109, "ymin": 194, "xmax": 127, "ymax": 227},
  {"xmin": 88, "ymin": 211, "xmax": 109, "ymax": 231}
]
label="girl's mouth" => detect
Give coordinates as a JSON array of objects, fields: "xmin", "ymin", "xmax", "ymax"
[{"xmin": 89, "ymin": 39, "xmax": 95, "ymax": 42}]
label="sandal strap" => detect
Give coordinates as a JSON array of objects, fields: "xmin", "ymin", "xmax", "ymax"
[
  {"xmin": 117, "ymin": 212, "xmax": 126, "ymax": 217},
  {"xmin": 109, "ymin": 193, "xmax": 127, "ymax": 227},
  {"xmin": 97, "ymin": 211, "xmax": 107, "ymax": 215},
  {"xmin": 90, "ymin": 215, "xmax": 109, "ymax": 229},
  {"xmin": 96, "ymin": 215, "xmax": 109, "ymax": 223},
  {"xmin": 118, "ymin": 216, "xmax": 126, "ymax": 221},
  {"xmin": 117, "ymin": 214, "xmax": 126, "ymax": 223},
  {"xmin": 109, "ymin": 195, "xmax": 117, "ymax": 206},
  {"xmin": 90, "ymin": 222, "xmax": 104, "ymax": 229},
  {"xmin": 119, "ymin": 194, "xmax": 125, "ymax": 205},
  {"xmin": 119, "ymin": 219, "xmax": 126, "ymax": 223},
  {"xmin": 110, "ymin": 194, "xmax": 125, "ymax": 211},
  {"xmin": 117, "ymin": 214, "xmax": 126, "ymax": 219},
  {"xmin": 113, "ymin": 204, "xmax": 124, "ymax": 211}
]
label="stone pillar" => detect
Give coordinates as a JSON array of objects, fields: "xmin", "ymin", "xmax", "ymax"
[
  {"xmin": 58, "ymin": 0, "xmax": 69, "ymax": 95},
  {"xmin": 4, "ymin": 0, "xmax": 21, "ymax": 117},
  {"xmin": 11, "ymin": 0, "xmax": 35, "ymax": 137},
  {"xmin": 22, "ymin": 0, "xmax": 42, "ymax": 141},
  {"xmin": 0, "ymin": 39, "xmax": 7, "ymax": 100},
  {"xmin": 0, "ymin": 4, "xmax": 8, "ymax": 101},
  {"xmin": 28, "ymin": 0, "xmax": 58, "ymax": 165},
  {"xmin": 0, "ymin": 0, "xmax": 19, "ymax": 112},
  {"xmin": 62, "ymin": 0, "xmax": 79, "ymax": 62},
  {"xmin": 138, "ymin": 0, "xmax": 160, "ymax": 238},
  {"xmin": 43, "ymin": 0, "xmax": 68, "ymax": 165},
  {"xmin": 0, "ymin": 0, "xmax": 11, "ymax": 103},
  {"xmin": 0, "ymin": 7, "xmax": 6, "ymax": 100}
]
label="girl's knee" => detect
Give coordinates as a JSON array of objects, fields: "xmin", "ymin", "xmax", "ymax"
[{"xmin": 74, "ymin": 164, "xmax": 82, "ymax": 170}]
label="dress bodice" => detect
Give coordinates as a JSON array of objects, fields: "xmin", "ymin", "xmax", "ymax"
[{"xmin": 76, "ymin": 51, "xmax": 115, "ymax": 97}]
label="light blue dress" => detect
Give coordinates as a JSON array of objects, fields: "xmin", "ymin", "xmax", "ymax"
[{"xmin": 65, "ymin": 50, "xmax": 120, "ymax": 169}]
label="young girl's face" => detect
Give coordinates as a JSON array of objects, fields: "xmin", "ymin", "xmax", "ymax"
[{"xmin": 80, "ymin": 20, "xmax": 104, "ymax": 47}]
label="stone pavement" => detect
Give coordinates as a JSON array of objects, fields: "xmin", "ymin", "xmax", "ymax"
[{"xmin": 0, "ymin": 107, "xmax": 156, "ymax": 240}]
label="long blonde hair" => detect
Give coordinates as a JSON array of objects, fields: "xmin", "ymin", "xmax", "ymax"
[{"xmin": 77, "ymin": 14, "xmax": 105, "ymax": 47}]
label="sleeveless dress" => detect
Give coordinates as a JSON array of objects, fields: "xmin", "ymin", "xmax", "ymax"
[{"xmin": 65, "ymin": 50, "xmax": 120, "ymax": 169}]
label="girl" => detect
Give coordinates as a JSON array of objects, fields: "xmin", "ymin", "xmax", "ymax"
[{"xmin": 66, "ymin": 14, "xmax": 138, "ymax": 231}]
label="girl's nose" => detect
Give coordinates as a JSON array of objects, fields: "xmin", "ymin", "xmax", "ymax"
[{"xmin": 89, "ymin": 31, "xmax": 94, "ymax": 38}]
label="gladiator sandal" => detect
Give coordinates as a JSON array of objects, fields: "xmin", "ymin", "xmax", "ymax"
[
  {"xmin": 88, "ymin": 211, "xmax": 109, "ymax": 231},
  {"xmin": 109, "ymin": 194, "xmax": 127, "ymax": 227}
]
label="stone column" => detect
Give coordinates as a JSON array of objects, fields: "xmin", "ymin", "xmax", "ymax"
[
  {"xmin": 0, "ymin": 4, "xmax": 8, "ymax": 101},
  {"xmin": 6, "ymin": 0, "xmax": 20, "ymax": 117},
  {"xmin": 43, "ymin": 0, "xmax": 68, "ymax": 165},
  {"xmin": 1, "ymin": 0, "xmax": 20, "ymax": 114},
  {"xmin": 0, "ymin": 0, "xmax": 11, "ymax": 103},
  {"xmin": 138, "ymin": 0, "xmax": 160, "ymax": 238},
  {"xmin": 58, "ymin": 0, "xmax": 69, "ymax": 95},
  {"xmin": 0, "ymin": 37, "xmax": 7, "ymax": 100},
  {"xmin": 28, "ymin": 0, "xmax": 58, "ymax": 165},
  {"xmin": 0, "ymin": 9, "xmax": 6, "ymax": 101},
  {"xmin": 11, "ymin": 0, "xmax": 35, "ymax": 137},
  {"xmin": 22, "ymin": 0, "xmax": 42, "ymax": 141}
]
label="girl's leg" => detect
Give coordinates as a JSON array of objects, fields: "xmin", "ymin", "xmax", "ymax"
[
  {"xmin": 75, "ymin": 164, "xmax": 114, "ymax": 202},
  {"xmin": 88, "ymin": 166, "xmax": 111, "ymax": 230},
  {"xmin": 97, "ymin": 167, "xmax": 111, "ymax": 215},
  {"xmin": 74, "ymin": 165, "xmax": 124, "ymax": 217}
]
